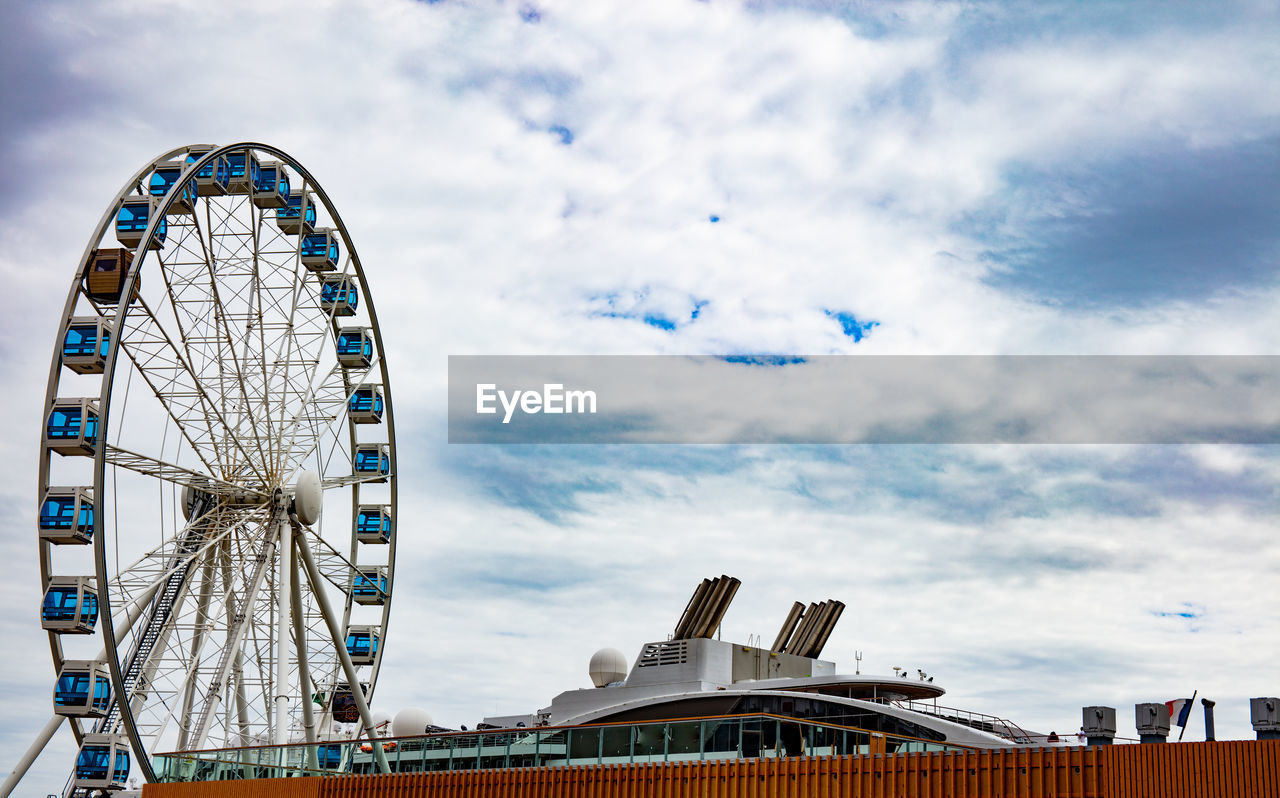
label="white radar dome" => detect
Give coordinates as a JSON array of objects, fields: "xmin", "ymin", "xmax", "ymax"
[
  {"xmin": 293, "ymin": 470, "xmax": 323, "ymax": 526},
  {"xmin": 589, "ymin": 647, "xmax": 628, "ymax": 688},
  {"xmin": 370, "ymin": 708, "xmax": 392, "ymax": 735},
  {"xmin": 392, "ymin": 707, "xmax": 435, "ymax": 737}
]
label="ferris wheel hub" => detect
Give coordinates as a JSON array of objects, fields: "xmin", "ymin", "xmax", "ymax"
[{"xmin": 293, "ymin": 470, "xmax": 323, "ymax": 526}]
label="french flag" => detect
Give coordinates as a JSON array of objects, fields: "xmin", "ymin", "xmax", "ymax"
[{"xmin": 1167, "ymin": 698, "xmax": 1193, "ymax": 728}]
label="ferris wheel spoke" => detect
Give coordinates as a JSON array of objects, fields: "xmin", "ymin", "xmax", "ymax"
[
  {"xmin": 192, "ymin": 197, "xmax": 268, "ymax": 482},
  {"xmin": 298, "ymin": 527, "xmax": 367, "ymax": 594},
  {"xmin": 140, "ymin": 643, "xmax": 207, "ymax": 759},
  {"xmin": 156, "ymin": 207, "xmax": 261, "ymax": 480},
  {"xmin": 105, "ymin": 495, "xmax": 234, "ymax": 736},
  {"xmin": 195, "ymin": 195, "xmax": 275, "ymax": 479},
  {"xmin": 321, "ymin": 471, "xmax": 394, "ymax": 490},
  {"xmin": 248, "ymin": 233, "xmax": 346, "ymax": 478},
  {"xmin": 243, "ymin": 202, "xmax": 278, "ymax": 471},
  {"xmin": 106, "ymin": 505, "xmax": 266, "ymax": 609},
  {"xmin": 268, "ymin": 195, "xmax": 315, "ymax": 479},
  {"xmin": 122, "ymin": 291, "xmax": 266, "ymax": 483},
  {"xmin": 144, "ymin": 235, "xmax": 225, "ymax": 474},
  {"xmin": 103, "ymin": 444, "xmax": 267, "ymax": 501},
  {"xmin": 278, "ymin": 357, "xmax": 381, "ymax": 483},
  {"xmin": 173, "ymin": 547, "xmax": 217, "ymax": 751},
  {"xmin": 215, "ymin": 537, "xmax": 255, "ymax": 748},
  {"xmin": 187, "ymin": 524, "xmax": 276, "ymax": 751}
]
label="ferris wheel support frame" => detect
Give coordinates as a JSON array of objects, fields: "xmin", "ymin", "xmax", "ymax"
[
  {"xmin": 294, "ymin": 527, "xmax": 390, "ymax": 774},
  {"xmin": 290, "ymin": 545, "xmax": 320, "ymax": 768},
  {"xmin": 274, "ymin": 492, "xmax": 293, "ymax": 747}
]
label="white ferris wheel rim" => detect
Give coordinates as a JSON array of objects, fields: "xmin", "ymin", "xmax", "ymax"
[{"xmin": 37, "ymin": 143, "xmax": 399, "ymax": 783}]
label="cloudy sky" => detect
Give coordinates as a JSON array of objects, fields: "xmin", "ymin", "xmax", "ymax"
[{"xmin": 2, "ymin": 0, "xmax": 1279, "ymax": 790}]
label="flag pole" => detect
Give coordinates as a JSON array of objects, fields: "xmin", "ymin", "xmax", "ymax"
[{"xmin": 1177, "ymin": 689, "xmax": 1198, "ymax": 741}]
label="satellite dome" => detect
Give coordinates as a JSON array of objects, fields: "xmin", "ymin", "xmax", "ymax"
[
  {"xmin": 370, "ymin": 708, "xmax": 392, "ymax": 735},
  {"xmin": 589, "ymin": 647, "xmax": 628, "ymax": 688},
  {"xmin": 392, "ymin": 707, "xmax": 435, "ymax": 737}
]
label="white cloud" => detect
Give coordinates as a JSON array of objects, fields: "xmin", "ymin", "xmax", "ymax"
[{"xmin": 2, "ymin": 0, "xmax": 1279, "ymax": 790}]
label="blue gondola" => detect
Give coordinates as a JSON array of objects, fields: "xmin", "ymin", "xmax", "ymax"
[
  {"xmin": 353, "ymin": 444, "xmax": 390, "ymax": 482},
  {"xmin": 39, "ymin": 487, "xmax": 95, "ymax": 544},
  {"xmin": 115, "ymin": 196, "xmax": 167, "ymax": 249},
  {"xmin": 45, "ymin": 399, "xmax": 99, "ymax": 456},
  {"xmin": 186, "ymin": 146, "xmax": 230, "ymax": 196},
  {"xmin": 350, "ymin": 567, "xmax": 388, "ymax": 606},
  {"xmin": 74, "ymin": 733, "xmax": 130, "ymax": 791},
  {"xmin": 355, "ymin": 505, "xmax": 393, "ymax": 545},
  {"xmin": 225, "ymin": 150, "xmax": 261, "ymax": 195},
  {"xmin": 42, "ymin": 577, "xmax": 99, "ymax": 634},
  {"xmin": 336, "ymin": 327, "xmax": 374, "ymax": 369},
  {"xmin": 276, "ymin": 190, "xmax": 317, "ymax": 235},
  {"xmin": 252, "ymin": 160, "xmax": 291, "ymax": 209},
  {"xmin": 62, "ymin": 316, "xmax": 112, "ymax": 374},
  {"xmin": 318, "ymin": 744, "xmax": 345, "ymax": 770},
  {"xmin": 149, "ymin": 161, "xmax": 198, "ymax": 214},
  {"xmin": 345, "ymin": 626, "xmax": 380, "ymax": 664},
  {"xmin": 301, "ymin": 228, "xmax": 341, "ymax": 271},
  {"xmin": 54, "ymin": 661, "xmax": 111, "ymax": 717},
  {"xmin": 320, "ymin": 275, "xmax": 359, "ymax": 317},
  {"xmin": 348, "ymin": 384, "xmax": 384, "ymax": 424}
]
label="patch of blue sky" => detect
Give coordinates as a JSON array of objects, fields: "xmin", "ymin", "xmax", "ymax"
[
  {"xmin": 1151, "ymin": 603, "xmax": 1205, "ymax": 621},
  {"xmin": 718, "ymin": 355, "xmax": 808, "ymax": 367},
  {"xmin": 641, "ymin": 314, "xmax": 675, "ymax": 331},
  {"xmin": 518, "ymin": 4, "xmax": 541, "ymax": 23},
  {"xmin": 823, "ymin": 309, "xmax": 878, "ymax": 342},
  {"xmin": 970, "ymin": 136, "xmax": 1280, "ymax": 309},
  {"xmin": 588, "ymin": 290, "xmax": 709, "ymax": 331},
  {"xmin": 548, "ymin": 124, "xmax": 573, "ymax": 145}
]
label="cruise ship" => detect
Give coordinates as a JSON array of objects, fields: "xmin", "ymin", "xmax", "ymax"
[{"xmin": 476, "ymin": 575, "xmax": 1048, "ymax": 750}]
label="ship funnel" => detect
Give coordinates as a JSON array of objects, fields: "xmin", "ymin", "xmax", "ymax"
[
  {"xmin": 672, "ymin": 575, "xmax": 741, "ymax": 640},
  {"xmin": 774, "ymin": 599, "xmax": 845, "ymax": 657}
]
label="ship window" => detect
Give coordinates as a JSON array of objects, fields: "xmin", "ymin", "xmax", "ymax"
[{"xmin": 729, "ymin": 695, "xmax": 945, "ymax": 741}]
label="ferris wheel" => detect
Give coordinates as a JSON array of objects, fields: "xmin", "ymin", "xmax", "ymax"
[{"xmin": 7, "ymin": 143, "xmax": 398, "ymax": 794}]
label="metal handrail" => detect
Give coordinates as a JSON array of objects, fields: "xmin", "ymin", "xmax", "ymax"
[{"xmin": 896, "ymin": 700, "xmax": 1036, "ymax": 743}]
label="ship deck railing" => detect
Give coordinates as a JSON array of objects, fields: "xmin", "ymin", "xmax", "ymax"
[
  {"xmin": 153, "ymin": 712, "xmax": 978, "ymax": 782},
  {"xmin": 896, "ymin": 699, "xmax": 1037, "ymax": 744}
]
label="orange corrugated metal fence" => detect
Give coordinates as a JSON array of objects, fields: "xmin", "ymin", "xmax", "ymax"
[
  {"xmin": 143, "ymin": 775, "xmax": 321, "ymax": 798},
  {"xmin": 142, "ymin": 740, "xmax": 1279, "ymax": 798},
  {"xmin": 311, "ymin": 750, "xmax": 1105, "ymax": 798},
  {"xmin": 1103, "ymin": 739, "xmax": 1279, "ymax": 798}
]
